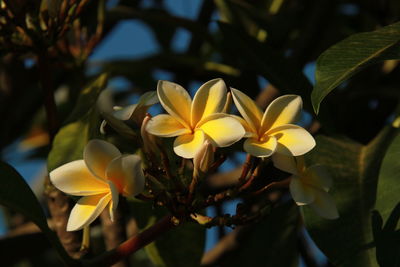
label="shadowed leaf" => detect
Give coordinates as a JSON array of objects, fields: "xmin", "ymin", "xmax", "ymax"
[
  {"xmin": 303, "ymin": 127, "xmax": 398, "ymax": 266},
  {"xmin": 312, "ymin": 21, "xmax": 400, "ymax": 113},
  {"xmin": 0, "ymin": 161, "xmax": 76, "ymax": 266}
]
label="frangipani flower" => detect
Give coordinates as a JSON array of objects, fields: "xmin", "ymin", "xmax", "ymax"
[
  {"xmin": 146, "ymin": 79, "xmax": 245, "ymax": 158},
  {"xmin": 49, "ymin": 139, "xmax": 145, "ymax": 231},
  {"xmin": 278, "ymin": 155, "xmax": 339, "ymax": 219},
  {"xmin": 230, "ymin": 89, "xmax": 315, "ymax": 161},
  {"xmin": 98, "ymin": 89, "xmax": 159, "ymax": 134}
]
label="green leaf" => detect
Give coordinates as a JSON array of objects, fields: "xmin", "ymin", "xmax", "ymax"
[
  {"xmin": 225, "ymin": 201, "xmax": 300, "ymax": 267},
  {"xmin": 374, "ymin": 133, "xmax": 400, "ymax": 267},
  {"xmin": 312, "ymin": 21, "xmax": 400, "ymax": 114},
  {"xmin": 48, "ymin": 74, "xmax": 108, "ymax": 171},
  {"xmin": 303, "ymin": 127, "xmax": 398, "ymax": 267},
  {"xmin": 377, "ymin": 132, "xmax": 400, "ymax": 221},
  {"xmin": 128, "ymin": 200, "xmax": 205, "ymax": 267},
  {"xmin": 0, "ymin": 161, "xmax": 77, "ymax": 266}
]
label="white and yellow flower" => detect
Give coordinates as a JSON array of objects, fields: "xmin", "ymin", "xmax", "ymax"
[
  {"xmin": 49, "ymin": 139, "xmax": 145, "ymax": 231},
  {"xmin": 277, "ymin": 155, "xmax": 339, "ymax": 219},
  {"xmin": 146, "ymin": 79, "xmax": 245, "ymax": 158},
  {"xmin": 230, "ymin": 89, "xmax": 315, "ymax": 161}
]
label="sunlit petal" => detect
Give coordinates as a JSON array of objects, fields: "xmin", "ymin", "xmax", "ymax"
[
  {"xmin": 309, "ymin": 190, "xmax": 339, "ymax": 219},
  {"xmin": 173, "ymin": 130, "xmax": 205, "ymax": 159},
  {"xmin": 231, "ymin": 115, "xmax": 257, "ymax": 138},
  {"xmin": 84, "ymin": 139, "xmax": 121, "ymax": 179},
  {"xmin": 289, "ymin": 177, "xmax": 315, "ymax": 205},
  {"xmin": 267, "ymin": 124, "xmax": 315, "ymax": 156},
  {"xmin": 129, "ymin": 91, "xmax": 159, "ymax": 124},
  {"xmin": 198, "ymin": 113, "xmax": 245, "ymax": 147},
  {"xmin": 157, "ymin": 80, "xmax": 191, "ymax": 128},
  {"xmin": 304, "ymin": 165, "xmax": 332, "ymax": 191},
  {"xmin": 107, "ymin": 181, "xmax": 119, "ymax": 222},
  {"xmin": 243, "ymin": 136, "xmax": 277, "ymax": 157},
  {"xmin": 230, "ymin": 88, "xmax": 263, "ymax": 132},
  {"xmin": 272, "ymin": 153, "xmax": 298, "ymax": 174},
  {"xmin": 191, "ymin": 79, "xmax": 227, "ymax": 127},
  {"xmin": 50, "ymin": 160, "xmax": 109, "ymax": 196},
  {"xmin": 260, "ymin": 95, "xmax": 302, "ymax": 133},
  {"xmin": 106, "ymin": 155, "xmax": 145, "ymax": 196},
  {"xmin": 146, "ymin": 114, "xmax": 191, "ymax": 137},
  {"xmin": 113, "ymin": 104, "xmax": 137, "ymax": 121},
  {"xmin": 67, "ymin": 193, "xmax": 111, "ymax": 231}
]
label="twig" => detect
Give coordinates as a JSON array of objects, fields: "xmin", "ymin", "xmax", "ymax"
[
  {"xmin": 238, "ymin": 154, "xmax": 253, "ymax": 183},
  {"xmin": 251, "ymin": 178, "xmax": 290, "ymax": 196},
  {"xmin": 239, "ymin": 164, "xmax": 260, "ymax": 192}
]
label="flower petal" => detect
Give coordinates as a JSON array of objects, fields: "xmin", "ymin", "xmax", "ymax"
[
  {"xmin": 309, "ymin": 190, "xmax": 339, "ymax": 219},
  {"xmin": 230, "ymin": 88, "xmax": 263, "ymax": 133},
  {"xmin": 173, "ymin": 130, "xmax": 205, "ymax": 159},
  {"xmin": 106, "ymin": 155, "xmax": 145, "ymax": 197},
  {"xmin": 113, "ymin": 104, "xmax": 137, "ymax": 121},
  {"xmin": 198, "ymin": 113, "xmax": 245, "ymax": 147},
  {"xmin": 289, "ymin": 177, "xmax": 315, "ymax": 205},
  {"xmin": 191, "ymin": 78, "xmax": 227, "ymax": 127},
  {"xmin": 231, "ymin": 115, "xmax": 257, "ymax": 138},
  {"xmin": 129, "ymin": 91, "xmax": 159, "ymax": 124},
  {"xmin": 67, "ymin": 193, "xmax": 111, "ymax": 231},
  {"xmin": 108, "ymin": 181, "xmax": 119, "ymax": 222},
  {"xmin": 84, "ymin": 139, "xmax": 121, "ymax": 179},
  {"xmin": 146, "ymin": 114, "xmax": 190, "ymax": 137},
  {"xmin": 157, "ymin": 80, "xmax": 191, "ymax": 128},
  {"xmin": 267, "ymin": 124, "xmax": 315, "ymax": 156},
  {"xmin": 243, "ymin": 136, "xmax": 277, "ymax": 157},
  {"xmin": 272, "ymin": 153, "xmax": 298, "ymax": 174},
  {"xmin": 304, "ymin": 165, "xmax": 332, "ymax": 191},
  {"xmin": 50, "ymin": 160, "xmax": 109, "ymax": 196},
  {"xmin": 260, "ymin": 95, "xmax": 302, "ymax": 133}
]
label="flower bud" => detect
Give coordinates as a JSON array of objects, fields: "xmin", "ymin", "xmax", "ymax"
[
  {"xmin": 193, "ymin": 140, "xmax": 214, "ymax": 175},
  {"xmin": 141, "ymin": 114, "xmax": 159, "ymax": 156}
]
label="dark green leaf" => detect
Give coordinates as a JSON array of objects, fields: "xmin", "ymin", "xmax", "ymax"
[
  {"xmin": 371, "ymin": 204, "xmax": 400, "ymax": 267},
  {"xmin": 0, "ymin": 161, "xmax": 76, "ymax": 266},
  {"xmin": 303, "ymin": 127, "xmax": 398, "ymax": 266},
  {"xmin": 225, "ymin": 201, "xmax": 300, "ymax": 267},
  {"xmin": 374, "ymin": 132, "xmax": 400, "ymax": 267},
  {"xmin": 376, "ymin": 132, "xmax": 400, "ymax": 222},
  {"xmin": 312, "ymin": 21, "xmax": 400, "ymax": 114}
]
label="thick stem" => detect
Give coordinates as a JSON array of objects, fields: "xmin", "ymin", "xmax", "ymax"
[
  {"xmin": 44, "ymin": 177, "xmax": 86, "ymax": 259},
  {"xmin": 100, "ymin": 197, "xmax": 128, "ymax": 267},
  {"xmin": 84, "ymin": 215, "xmax": 176, "ymax": 267}
]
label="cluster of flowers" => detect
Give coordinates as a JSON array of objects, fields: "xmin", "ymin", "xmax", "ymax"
[{"xmin": 50, "ymin": 78, "xmax": 338, "ymax": 232}]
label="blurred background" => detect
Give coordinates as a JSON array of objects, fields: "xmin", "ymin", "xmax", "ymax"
[{"xmin": 1, "ymin": 0, "xmax": 399, "ymax": 266}]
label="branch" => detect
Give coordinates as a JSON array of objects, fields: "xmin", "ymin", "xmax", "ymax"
[
  {"xmin": 37, "ymin": 51, "xmax": 59, "ymax": 142},
  {"xmin": 84, "ymin": 215, "xmax": 176, "ymax": 267}
]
